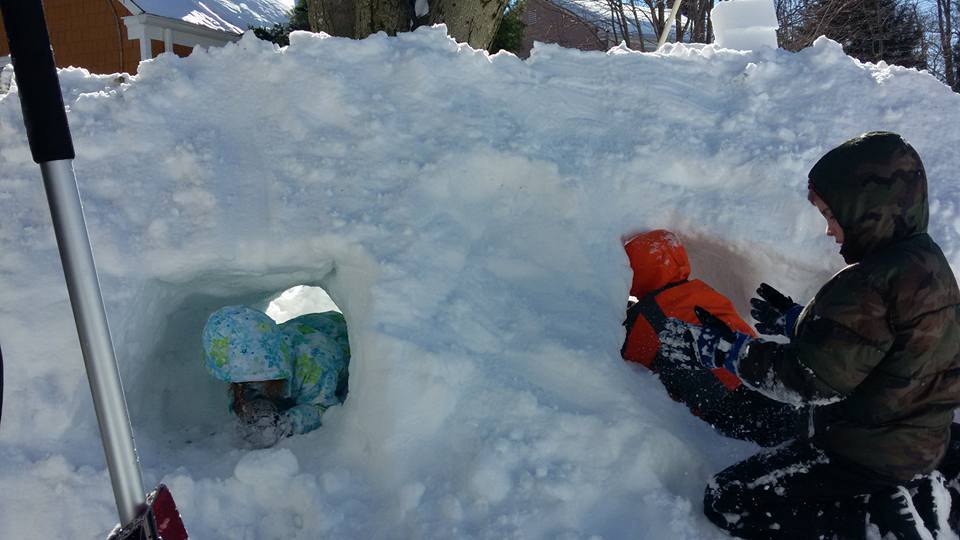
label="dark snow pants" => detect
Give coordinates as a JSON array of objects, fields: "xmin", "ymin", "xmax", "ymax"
[
  {"xmin": 654, "ymin": 355, "xmax": 881, "ymax": 537},
  {"xmin": 939, "ymin": 424, "xmax": 960, "ymax": 526},
  {"xmin": 654, "ymin": 349, "xmax": 960, "ymax": 538},
  {"xmin": 703, "ymin": 439, "xmax": 897, "ymax": 539},
  {"xmin": 653, "ymin": 351, "xmax": 877, "ymax": 537}
]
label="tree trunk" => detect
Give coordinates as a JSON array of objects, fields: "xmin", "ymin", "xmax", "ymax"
[
  {"xmin": 306, "ymin": 0, "xmax": 508, "ymax": 50},
  {"xmin": 610, "ymin": 0, "xmax": 632, "ymax": 47},
  {"xmin": 936, "ymin": 0, "xmax": 955, "ymax": 88},
  {"xmin": 308, "ymin": 0, "xmax": 359, "ymax": 37},
  {"xmin": 610, "ymin": 9, "xmax": 620, "ymax": 43},
  {"xmin": 704, "ymin": 0, "xmax": 713, "ymax": 43},
  {"xmin": 427, "ymin": 0, "xmax": 510, "ymax": 50},
  {"xmin": 629, "ymin": 2, "xmax": 648, "ymax": 51},
  {"xmin": 356, "ymin": 0, "xmax": 413, "ymax": 36},
  {"xmin": 675, "ymin": 0, "xmax": 683, "ymax": 42}
]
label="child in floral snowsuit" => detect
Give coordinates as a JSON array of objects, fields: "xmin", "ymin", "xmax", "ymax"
[{"xmin": 202, "ymin": 305, "xmax": 350, "ymax": 448}]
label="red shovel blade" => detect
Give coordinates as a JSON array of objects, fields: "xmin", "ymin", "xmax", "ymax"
[
  {"xmin": 107, "ymin": 483, "xmax": 188, "ymax": 540},
  {"xmin": 150, "ymin": 484, "xmax": 188, "ymax": 540}
]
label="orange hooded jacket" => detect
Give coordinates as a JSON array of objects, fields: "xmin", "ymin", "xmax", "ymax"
[{"xmin": 622, "ymin": 230, "xmax": 754, "ymax": 391}]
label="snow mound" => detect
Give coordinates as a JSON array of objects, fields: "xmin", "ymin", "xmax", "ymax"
[{"xmin": 0, "ymin": 26, "xmax": 958, "ymax": 539}]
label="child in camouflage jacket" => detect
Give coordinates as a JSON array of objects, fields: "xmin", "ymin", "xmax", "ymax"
[{"xmin": 658, "ymin": 132, "xmax": 960, "ymax": 539}]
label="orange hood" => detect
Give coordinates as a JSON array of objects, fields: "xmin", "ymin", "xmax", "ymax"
[{"xmin": 624, "ymin": 230, "xmax": 691, "ymax": 297}]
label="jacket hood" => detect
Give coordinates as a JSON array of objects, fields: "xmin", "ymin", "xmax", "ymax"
[
  {"xmin": 203, "ymin": 305, "xmax": 292, "ymax": 383},
  {"xmin": 624, "ymin": 230, "xmax": 691, "ymax": 297},
  {"xmin": 808, "ymin": 131, "xmax": 928, "ymax": 263}
]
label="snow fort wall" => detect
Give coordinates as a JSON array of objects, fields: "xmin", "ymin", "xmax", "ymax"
[{"xmin": 0, "ymin": 25, "xmax": 959, "ymax": 539}]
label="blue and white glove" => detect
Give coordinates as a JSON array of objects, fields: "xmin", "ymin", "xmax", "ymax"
[
  {"xmin": 750, "ymin": 283, "xmax": 804, "ymax": 339},
  {"xmin": 689, "ymin": 306, "xmax": 753, "ymax": 374}
]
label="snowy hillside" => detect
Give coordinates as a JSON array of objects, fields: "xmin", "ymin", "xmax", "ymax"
[{"xmin": 1, "ymin": 27, "xmax": 959, "ymax": 539}]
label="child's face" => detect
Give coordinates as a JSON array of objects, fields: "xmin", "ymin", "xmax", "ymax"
[
  {"xmin": 808, "ymin": 190, "xmax": 844, "ymax": 245},
  {"xmin": 247, "ymin": 379, "xmax": 287, "ymax": 399}
]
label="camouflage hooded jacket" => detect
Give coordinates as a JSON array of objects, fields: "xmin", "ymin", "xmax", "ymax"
[{"xmin": 737, "ymin": 132, "xmax": 960, "ymax": 483}]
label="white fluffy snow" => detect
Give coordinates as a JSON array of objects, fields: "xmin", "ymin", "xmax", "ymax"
[
  {"xmin": 711, "ymin": 0, "xmax": 779, "ymax": 50},
  {"xmin": 0, "ymin": 26, "xmax": 959, "ymax": 539},
  {"xmin": 266, "ymin": 285, "xmax": 341, "ymax": 323},
  {"xmin": 130, "ymin": 0, "xmax": 295, "ymax": 34}
]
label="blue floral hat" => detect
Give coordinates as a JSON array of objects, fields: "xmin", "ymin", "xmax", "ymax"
[{"xmin": 202, "ymin": 305, "xmax": 292, "ymax": 382}]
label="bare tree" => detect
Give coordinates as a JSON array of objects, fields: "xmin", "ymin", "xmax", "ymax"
[
  {"xmin": 607, "ymin": 0, "xmax": 633, "ymax": 48},
  {"xmin": 682, "ymin": 0, "xmax": 715, "ymax": 43},
  {"xmin": 768, "ymin": 0, "xmax": 926, "ymax": 70},
  {"xmin": 429, "ymin": 0, "xmax": 512, "ymax": 49},
  {"xmin": 775, "ymin": 0, "xmax": 817, "ymax": 49},
  {"xmin": 625, "ymin": 1, "xmax": 649, "ymax": 49},
  {"xmin": 602, "ymin": 0, "xmax": 713, "ymax": 48},
  {"xmin": 306, "ymin": 0, "xmax": 510, "ymax": 50},
  {"xmin": 934, "ymin": 0, "xmax": 956, "ymax": 88}
]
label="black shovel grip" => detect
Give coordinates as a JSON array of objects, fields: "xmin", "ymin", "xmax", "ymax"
[{"xmin": 0, "ymin": 0, "xmax": 75, "ymax": 163}]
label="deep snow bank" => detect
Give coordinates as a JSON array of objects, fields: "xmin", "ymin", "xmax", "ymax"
[{"xmin": 1, "ymin": 27, "xmax": 959, "ymax": 539}]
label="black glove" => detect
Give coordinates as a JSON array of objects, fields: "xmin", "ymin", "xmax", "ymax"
[
  {"xmin": 750, "ymin": 283, "xmax": 804, "ymax": 338},
  {"xmin": 690, "ymin": 306, "xmax": 753, "ymax": 374}
]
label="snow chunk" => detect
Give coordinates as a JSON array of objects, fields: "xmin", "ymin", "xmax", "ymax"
[
  {"xmin": 234, "ymin": 448, "xmax": 300, "ymax": 484},
  {"xmin": 415, "ymin": 0, "xmax": 429, "ymax": 17},
  {"xmin": 712, "ymin": 0, "xmax": 779, "ymax": 50}
]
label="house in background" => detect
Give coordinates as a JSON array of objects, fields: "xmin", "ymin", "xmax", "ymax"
[
  {"xmin": 0, "ymin": 0, "xmax": 292, "ymax": 75},
  {"xmin": 520, "ymin": 0, "xmax": 664, "ymax": 58}
]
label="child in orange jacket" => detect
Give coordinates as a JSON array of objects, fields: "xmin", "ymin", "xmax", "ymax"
[{"xmin": 622, "ymin": 230, "xmax": 805, "ymax": 446}]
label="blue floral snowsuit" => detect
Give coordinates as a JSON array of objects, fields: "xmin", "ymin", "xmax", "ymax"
[{"xmin": 203, "ymin": 306, "xmax": 350, "ymax": 436}]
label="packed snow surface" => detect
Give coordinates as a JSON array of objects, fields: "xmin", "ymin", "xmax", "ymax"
[
  {"xmin": 1, "ymin": 26, "xmax": 959, "ymax": 539},
  {"xmin": 129, "ymin": 0, "xmax": 294, "ymax": 34}
]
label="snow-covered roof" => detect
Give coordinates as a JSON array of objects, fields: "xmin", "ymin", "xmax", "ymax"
[{"xmin": 124, "ymin": 0, "xmax": 294, "ymax": 34}]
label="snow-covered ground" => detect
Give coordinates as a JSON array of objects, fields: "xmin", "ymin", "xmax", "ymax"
[{"xmin": 1, "ymin": 27, "xmax": 959, "ymax": 539}]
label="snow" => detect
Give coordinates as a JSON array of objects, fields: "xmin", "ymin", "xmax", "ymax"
[
  {"xmin": 0, "ymin": 63, "xmax": 13, "ymax": 94},
  {"xmin": 415, "ymin": 0, "xmax": 430, "ymax": 18},
  {"xmin": 266, "ymin": 285, "xmax": 341, "ymax": 323},
  {"xmin": 711, "ymin": 0, "xmax": 779, "ymax": 51},
  {"xmin": 0, "ymin": 26, "xmax": 959, "ymax": 539},
  {"xmin": 130, "ymin": 0, "xmax": 295, "ymax": 34}
]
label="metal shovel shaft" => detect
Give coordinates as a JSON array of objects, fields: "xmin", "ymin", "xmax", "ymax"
[
  {"xmin": 0, "ymin": 0, "xmax": 147, "ymax": 526},
  {"xmin": 41, "ymin": 160, "xmax": 146, "ymax": 525},
  {"xmin": 657, "ymin": 0, "xmax": 685, "ymax": 49}
]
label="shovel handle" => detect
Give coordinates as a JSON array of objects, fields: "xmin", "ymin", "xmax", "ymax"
[{"xmin": 0, "ymin": 0, "xmax": 75, "ymax": 163}]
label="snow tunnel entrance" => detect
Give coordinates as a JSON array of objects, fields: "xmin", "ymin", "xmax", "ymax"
[{"xmin": 111, "ymin": 265, "xmax": 362, "ymax": 459}]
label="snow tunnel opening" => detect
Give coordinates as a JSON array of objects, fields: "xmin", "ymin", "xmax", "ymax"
[
  {"xmin": 264, "ymin": 285, "xmax": 343, "ymax": 323},
  {"xmin": 108, "ymin": 262, "xmax": 367, "ymax": 461},
  {"xmin": 681, "ymin": 235, "xmax": 764, "ymax": 318}
]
